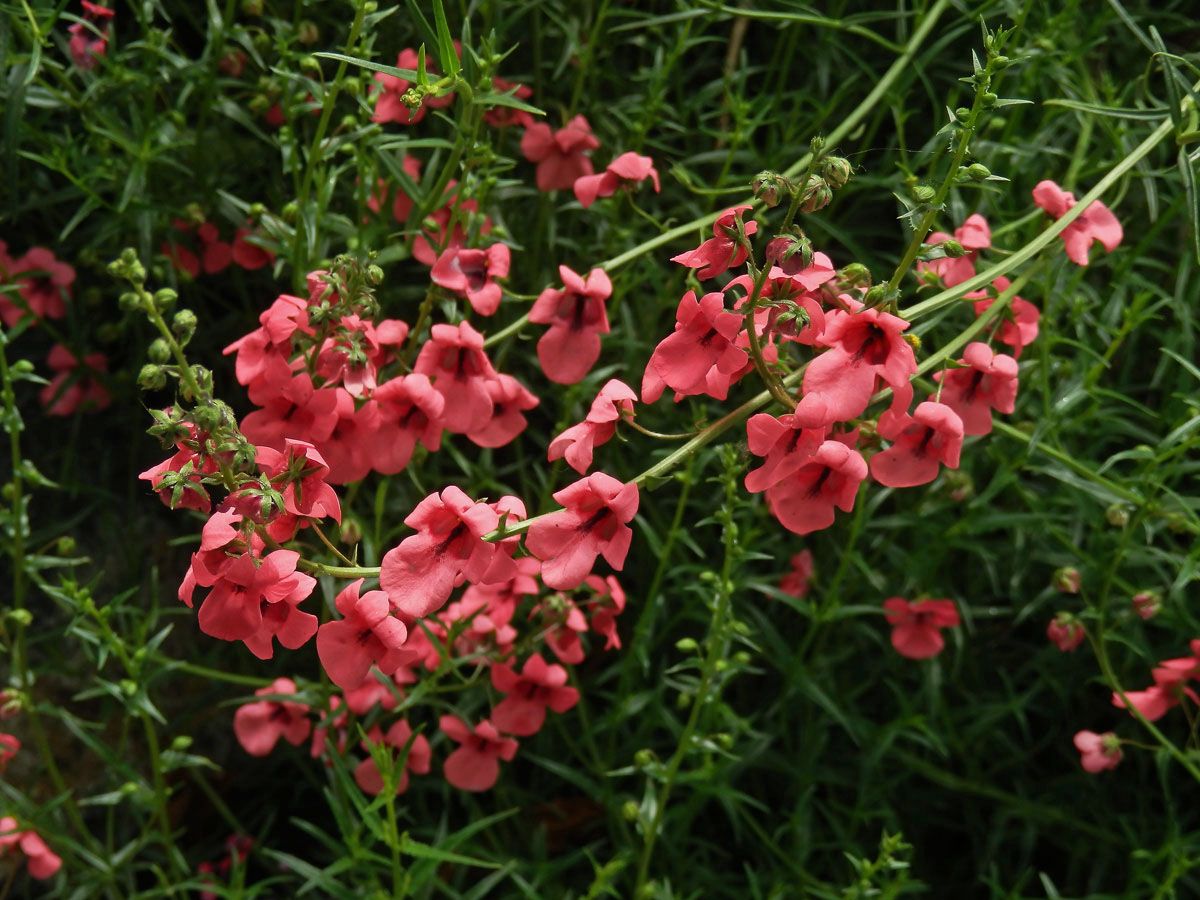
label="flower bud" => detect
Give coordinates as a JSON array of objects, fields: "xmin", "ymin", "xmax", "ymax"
[
  {"xmin": 967, "ymin": 163, "xmax": 991, "ymax": 180},
  {"xmin": 7, "ymin": 609, "xmax": 32, "ymax": 627},
  {"xmin": 911, "ymin": 184, "xmax": 937, "ymax": 204},
  {"xmin": 1105, "ymin": 503, "xmax": 1130, "ymax": 527},
  {"xmin": 138, "ymin": 364, "xmax": 167, "ymax": 391},
  {"xmin": 1132, "ymin": 591, "xmax": 1161, "ymax": 620},
  {"xmin": 751, "ymin": 171, "xmax": 790, "ymax": 208},
  {"xmin": 798, "ymin": 175, "xmax": 832, "ymax": 213},
  {"xmin": 191, "ymin": 403, "xmax": 223, "ymax": 433},
  {"xmin": 248, "ymin": 202, "xmax": 266, "ymax": 217},
  {"xmin": 715, "ymin": 733, "xmax": 734, "ymax": 750},
  {"xmin": 675, "ymin": 637, "xmax": 699, "ymax": 653},
  {"xmin": 1046, "ymin": 612, "xmax": 1085, "ymax": 652},
  {"xmin": 633, "ymin": 749, "xmax": 654, "ymax": 769},
  {"xmin": 1053, "ymin": 567, "xmax": 1082, "ymax": 594},
  {"xmin": 366, "ymin": 264, "xmax": 385, "ymax": 286},
  {"xmin": 955, "ymin": 107, "xmax": 971, "ymax": 121},
  {"xmin": 147, "ymin": 339, "xmax": 172, "ymax": 364},
  {"xmin": 863, "ymin": 285, "xmax": 891, "ymax": 308},
  {"xmin": 171, "ymin": 735, "xmax": 194, "ymax": 752},
  {"xmin": 57, "ymin": 536, "xmax": 76, "ymax": 555},
  {"xmin": 241, "ymin": 0, "xmax": 262, "ymax": 14},
  {"xmin": 732, "ymin": 652, "xmax": 751, "ymax": 666},
  {"xmin": 622, "ymin": 800, "xmax": 640, "ymax": 822},
  {"xmin": 941, "ymin": 239, "xmax": 966, "ymax": 258},
  {"xmin": 837, "ymin": 263, "xmax": 871, "ymax": 288},
  {"xmin": 172, "ymin": 309, "xmax": 198, "ymax": 341},
  {"xmin": 820, "ymin": 156, "xmax": 852, "ymax": 189}
]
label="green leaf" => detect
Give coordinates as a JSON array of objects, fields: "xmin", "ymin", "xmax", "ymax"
[
  {"xmin": 1043, "ymin": 98, "xmax": 1167, "ymax": 121},
  {"xmin": 430, "ymin": 0, "xmax": 460, "ymax": 76},
  {"xmin": 400, "ymin": 832, "xmax": 502, "ymax": 868},
  {"xmin": 312, "ymin": 52, "xmax": 418, "ymax": 82},
  {"xmin": 1177, "ymin": 147, "xmax": 1200, "ymax": 265}
]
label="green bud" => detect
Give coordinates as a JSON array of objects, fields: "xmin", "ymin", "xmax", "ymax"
[
  {"xmin": 675, "ymin": 637, "xmax": 699, "ymax": 653},
  {"xmin": 675, "ymin": 692, "xmax": 691, "ymax": 709},
  {"xmin": 732, "ymin": 651, "xmax": 751, "ymax": 666},
  {"xmin": 11, "ymin": 359, "xmax": 34, "ymax": 377},
  {"xmin": 981, "ymin": 91, "xmax": 998, "ymax": 106},
  {"xmin": 343, "ymin": 76, "xmax": 362, "ymax": 97},
  {"xmin": 912, "ymin": 184, "xmax": 937, "ymax": 204},
  {"xmin": 633, "ymin": 749, "xmax": 654, "ymax": 769},
  {"xmin": 366, "ymin": 265, "xmax": 385, "ymax": 285},
  {"xmin": 120, "ymin": 781, "xmax": 139, "ymax": 795},
  {"xmin": 955, "ymin": 107, "xmax": 972, "ymax": 121},
  {"xmin": 172, "ymin": 309, "xmax": 198, "ymax": 340},
  {"xmin": 838, "ymin": 262, "xmax": 872, "ymax": 288},
  {"xmin": 248, "ymin": 202, "xmax": 266, "ymax": 217},
  {"xmin": 698, "ymin": 571, "xmax": 718, "ymax": 584},
  {"xmin": 138, "ymin": 364, "xmax": 167, "ymax": 391},
  {"xmin": 820, "ymin": 156, "xmax": 852, "ymax": 189},
  {"xmin": 621, "ymin": 800, "xmax": 640, "ymax": 822},
  {"xmin": 992, "ymin": 55, "xmax": 1009, "ymax": 67},
  {"xmin": 57, "ymin": 536, "xmax": 76, "ymax": 555},
  {"xmin": 798, "ymin": 174, "xmax": 832, "ymax": 213},
  {"xmin": 1106, "ymin": 503, "xmax": 1130, "ymax": 528},
  {"xmin": 147, "ymin": 339, "xmax": 171, "ymax": 364},
  {"xmin": 363, "ymin": 0, "xmax": 377, "ymax": 11},
  {"xmin": 863, "ymin": 284, "xmax": 890, "ymax": 308},
  {"xmin": 967, "ymin": 163, "xmax": 991, "ymax": 180},
  {"xmin": 714, "ymin": 659, "xmax": 730, "ymax": 673},
  {"xmin": 8, "ymin": 609, "xmax": 32, "ymax": 627},
  {"xmin": 340, "ymin": 518, "xmax": 363, "ymax": 545},
  {"xmin": 120, "ymin": 679, "xmax": 138, "ymax": 697},
  {"xmin": 751, "ymin": 170, "xmax": 789, "ymax": 208},
  {"xmin": 191, "ymin": 403, "xmax": 223, "ymax": 433},
  {"xmin": 171, "ymin": 735, "xmax": 193, "ymax": 752},
  {"xmin": 715, "ymin": 733, "xmax": 734, "ymax": 750},
  {"xmin": 809, "ymin": 135, "xmax": 825, "ymax": 155},
  {"xmin": 282, "ymin": 201, "xmax": 299, "ymax": 222}
]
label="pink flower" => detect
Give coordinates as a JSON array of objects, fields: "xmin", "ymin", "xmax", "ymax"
[
  {"xmin": 548, "ymin": 379, "xmax": 638, "ymax": 473},
  {"xmin": 1132, "ymin": 591, "xmax": 1161, "ymax": 620},
  {"xmin": 670, "ymin": 205, "xmax": 757, "ymax": 280},
  {"xmin": 778, "ymin": 550, "xmax": 814, "ymax": 599},
  {"xmin": 354, "ymin": 720, "xmax": 431, "ymax": 795},
  {"xmin": 412, "ymin": 322, "xmax": 499, "ymax": 433},
  {"xmin": 233, "ymin": 678, "xmax": 312, "ymax": 756},
  {"xmin": 0, "ymin": 817, "xmax": 62, "ymax": 880},
  {"xmin": 490, "ymin": 653, "xmax": 580, "ymax": 736},
  {"xmin": 1032, "ymin": 180, "xmax": 1123, "ymax": 266},
  {"xmin": 764, "ymin": 440, "xmax": 868, "ymax": 535},
  {"xmin": 1073, "ymin": 730, "xmax": 1122, "ymax": 773},
  {"xmin": 574, "ymin": 151, "xmax": 661, "ymax": 208},
  {"xmin": 882, "ymin": 597, "xmax": 959, "ymax": 659},
  {"xmin": 1046, "ymin": 613, "xmax": 1086, "ymax": 652},
  {"xmin": 431, "ymin": 243, "xmax": 511, "ymax": 316},
  {"xmin": 581, "ymin": 574, "xmax": 626, "ymax": 650},
  {"xmin": 744, "ymin": 413, "xmax": 825, "ymax": 493},
  {"xmin": 528, "ymin": 265, "xmax": 612, "ymax": 384},
  {"xmin": 371, "ymin": 48, "xmax": 455, "ymax": 125},
  {"xmin": 254, "ymin": 439, "xmax": 342, "ymax": 524},
  {"xmin": 916, "ymin": 214, "xmax": 991, "ymax": 287},
  {"xmin": 869, "ymin": 401, "xmax": 964, "ymax": 489},
  {"xmin": 3, "ymin": 247, "xmax": 74, "ymax": 326},
  {"xmin": 793, "ymin": 298, "xmax": 916, "ymax": 429},
  {"xmin": 0, "ymin": 733, "xmax": 19, "ymax": 771},
  {"xmin": 39, "ymin": 345, "xmax": 110, "ymax": 416},
  {"xmin": 232, "ymin": 224, "xmax": 275, "ymax": 271},
  {"xmin": 531, "ymin": 593, "xmax": 588, "ymax": 664},
  {"xmin": 379, "ymin": 486, "xmax": 506, "ymax": 618},
  {"xmin": 521, "ymin": 116, "xmax": 599, "ymax": 191},
  {"xmin": 366, "ymin": 373, "xmax": 445, "ymax": 474},
  {"xmin": 525, "ymin": 473, "xmax": 639, "ymax": 590},
  {"xmin": 1113, "ymin": 653, "xmax": 1200, "ymax": 722},
  {"xmin": 932, "ymin": 342, "xmax": 1019, "ymax": 436},
  {"xmin": 968, "ymin": 277, "xmax": 1040, "ymax": 359},
  {"xmin": 439, "ymin": 716, "xmax": 518, "ymax": 791},
  {"xmin": 67, "ymin": 1, "xmax": 114, "ymax": 70},
  {"xmin": 317, "ymin": 580, "xmax": 410, "ymax": 690},
  {"xmin": 483, "ymin": 78, "xmax": 534, "ymax": 129},
  {"xmin": 642, "ymin": 290, "xmax": 747, "ymax": 401}
]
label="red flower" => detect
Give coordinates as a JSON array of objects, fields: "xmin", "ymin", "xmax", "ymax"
[
  {"xmin": 521, "ymin": 116, "xmax": 599, "ymax": 191},
  {"xmin": 490, "ymin": 653, "xmax": 580, "ymax": 736},
  {"xmin": 371, "ymin": 48, "xmax": 455, "ymax": 126},
  {"xmin": 1046, "ymin": 613, "xmax": 1086, "ymax": 652},
  {"xmin": 1032, "ymin": 180, "xmax": 1123, "ymax": 266},
  {"xmin": 932, "ymin": 342, "xmax": 1018, "ymax": 436},
  {"xmin": 528, "ymin": 265, "xmax": 612, "ymax": 384},
  {"xmin": 379, "ymin": 486, "xmax": 505, "ymax": 618},
  {"xmin": 467, "ymin": 373, "xmax": 539, "ymax": 448},
  {"xmin": 354, "ymin": 720, "xmax": 431, "ymax": 795},
  {"xmin": 778, "ymin": 550, "xmax": 814, "ymax": 599},
  {"xmin": 431, "ymin": 243, "xmax": 511, "ymax": 316},
  {"xmin": 483, "ymin": 78, "xmax": 535, "ymax": 129},
  {"xmin": 3, "ymin": 247, "xmax": 73, "ymax": 326},
  {"xmin": 365, "ymin": 373, "xmax": 445, "ymax": 473},
  {"xmin": 525, "ymin": 473, "xmax": 639, "ymax": 590},
  {"xmin": 670, "ymin": 205, "xmax": 757, "ymax": 280},
  {"xmin": 764, "ymin": 439, "xmax": 868, "ymax": 535},
  {"xmin": 67, "ymin": 1, "xmax": 114, "ymax": 71},
  {"xmin": 439, "ymin": 716, "xmax": 518, "ymax": 792},
  {"xmin": 232, "ymin": 224, "xmax": 275, "ymax": 271},
  {"xmin": 574, "ymin": 151, "xmax": 661, "ymax": 208},
  {"xmin": 412, "ymin": 321, "xmax": 499, "ymax": 433},
  {"xmin": 0, "ymin": 817, "xmax": 62, "ymax": 880},
  {"xmin": 1073, "ymin": 731, "xmax": 1122, "ymax": 773},
  {"xmin": 317, "ymin": 579, "xmax": 411, "ymax": 690},
  {"xmin": 869, "ymin": 401, "xmax": 964, "ymax": 488},
  {"xmin": 233, "ymin": 678, "xmax": 312, "ymax": 756},
  {"xmin": 793, "ymin": 298, "xmax": 916, "ymax": 429},
  {"xmin": 882, "ymin": 597, "xmax": 959, "ymax": 659}
]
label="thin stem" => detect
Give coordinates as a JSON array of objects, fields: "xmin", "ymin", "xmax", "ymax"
[{"xmin": 310, "ymin": 520, "xmax": 355, "ymax": 566}]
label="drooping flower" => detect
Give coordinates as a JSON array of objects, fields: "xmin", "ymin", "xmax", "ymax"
[
  {"xmin": 1073, "ymin": 731, "xmax": 1122, "ymax": 773},
  {"xmin": 431, "ymin": 243, "xmax": 511, "ymax": 316},
  {"xmin": 916, "ymin": 214, "xmax": 991, "ymax": 287},
  {"xmin": 670, "ymin": 205, "xmax": 758, "ymax": 280},
  {"xmin": 1032, "ymin": 180, "xmax": 1123, "ymax": 266},
  {"xmin": 232, "ymin": 678, "xmax": 312, "ymax": 756},
  {"xmin": 379, "ymin": 486, "xmax": 506, "ymax": 618},
  {"xmin": 528, "ymin": 265, "xmax": 612, "ymax": 384},
  {"xmin": 932, "ymin": 342, "xmax": 1019, "ymax": 436},
  {"xmin": 254, "ymin": 439, "xmax": 342, "ymax": 524},
  {"xmin": 0, "ymin": 817, "xmax": 62, "ymax": 880},
  {"xmin": 521, "ymin": 116, "xmax": 599, "ymax": 191},
  {"xmin": 317, "ymin": 580, "xmax": 411, "ymax": 690},
  {"xmin": 869, "ymin": 401, "xmax": 964, "ymax": 489},
  {"xmin": 354, "ymin": 720, "xmax": 431, "ymax": 795},
  {"xmin": 439, "ymin": 716, "xmax": 519, "ymax": 792},
  {"xmin": 547, "ymin": 379, "xmax": 638, "ymax": 473},
  {"xmin": 764, "ymin": 440, "xmax": 868, "ymax": 535},
  {"xmin": 882, "ymin": 597, "xmax": 959, "ymax": 659},
  {"xmin": 525, "ymin": 473, "xmax": 639, "ymax": 590},
  {"xmin": 1046, "ymin": 612, "xmax": 1086, "ymax": 652},
  {"xmin": 489, "ymin": 653, "xmax": 580, "ymax": 736},
  {"xmin": 573, "ymin": 152, "xmax": 661, "ymax": 208}
]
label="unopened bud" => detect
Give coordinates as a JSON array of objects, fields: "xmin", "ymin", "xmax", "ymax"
[
  {"xmin": 148, "ymin": 339, "xmax": 172, "ymax": 364},
  {"xmin": 967, "ymin": 163, "xmax": 991, "ymax": 180},
  {"xmin": 798, "ymin": 175, "xmax": 832, "ymax": 213},
  {"xmin": 248, "ymin": 202, "xmax": 266, "ymax": 217},
  {"xmin": 863, "ymin": 285, "xmax": 890, "ymax": 308},
  {"xmin": 751, "ymin": 171, "xmax": 789, "ymax": 208},
  {"xmin": 911, "ymin": 184, "xmax": 937, "ymax": 204},
  {"xmin": 1105, "ymin": 503, "xmax": 1130, "ymax": 527},
  {"xmin": 1132, "ymin": 591, "xmax": 1161, "ymax": 620},
  {"xmin": 57, "ymin": 536, "xmax": 76, "ymax": 555},
  {"xmin": 138, "ymin": 364, "xmax": 167, "ymax": 391},
  {"xmin": 715, "ymin": 733, "xmax": 734, "ymax": 750},
  {"xmin": 1053, "ymin": 566, "xmax": 1082, "ymax": 594},
  {"xmin": 955, "ymin": 106, "xmax": 972, "ymax": 121},
  {"xmin": 366, "ymin": 265, "xmax": 385, "ymax": 286},
  {"xmin": 820, "ymin": 156, "xmax": 852, "ymax": 189},
  {"xmin": 241, "ymin": 0, "xmax": 262, "ymax": 15},
  {"xmin": 622, "ymin": 800, "xmax": 640, "ymax": 822},
  {"xmin": 282, "ymin": 201, "xmax": 299, "ymax": 222},
  {"xmin": 171, "ymin": 735, "xmax": 193, "ymax": 752},
  {"xmin": 941, "ymin": 239, "xmax": 966, "ymax": 258},
  {"xmin": 296, "ymin": 21, "xmax": 319, "ymax": 45},
  {"xmin": 8, "ymin": 609, "xmax": 32, "ymax": 627},
  {"xmin": 838, "ymin": 263, "xmax": 871, "ymax": 288},
  {"xmin": 340, "ymin": 518, "xmax": 363, "ymax": 545},
  {"xmin": 675, "ymin": 637, "xmax": 699, "ymax": 653},
  {"xmin": 191, "ymin": 403, "xmax": 223, "ymax": 432},
  {"xmin": 172, "ymin": 309, "xmax": 198, "ymax": 341},
  {"xmin": 633, "ymin": 749, "xmax": 654, "ymax": 769}
]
